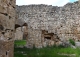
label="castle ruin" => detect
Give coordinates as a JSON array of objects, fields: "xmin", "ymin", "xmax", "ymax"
[
  {"xmin": 16, "ymin": 1, "xmax": 80, "ymax": 48},
  {"xmin": 0, "ymin": 0, "xmax": 80, "ymax": 57}
]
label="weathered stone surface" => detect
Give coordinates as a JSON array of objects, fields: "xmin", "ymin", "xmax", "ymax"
[
  {"xmin": 15, "ymin": 27, "xmax": 23, "ymax": 40},
  {"xmin": 0, "ymin": 0, "xmax": 16, "ymax": 57},
  {"xmin": 16, "ymin": 1, "xmax": 80, "ymax": 48},
  {"xmin": 14, "ymin": 23, "xmax": 28, "ymax": 40},
  {"xmin": 75, "ymin": 42, "xmax": 80, "ymax": 47},
  {"xmin": 22, "ymin": 25, "xmax": 28, "ymax": 40}
]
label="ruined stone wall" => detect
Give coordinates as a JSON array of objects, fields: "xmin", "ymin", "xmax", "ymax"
[
  {"xmin": 0, "ymin": 0, "xmax": 16, "ymax": 57},
  {"xmin": 15, "ymin": 27, "xmax": 23, "ymax": 40},
  {"xmin": 16, "ymin": 1, "xmax": 80, "ymax": 48},
  {"xmin": 14, "ymin": 23, "xmax": 28, "ymax": 40}
]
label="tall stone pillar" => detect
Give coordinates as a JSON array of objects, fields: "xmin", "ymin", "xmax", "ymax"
[{"xmin": 0, "ymin": 0, "xmax": 16, "ymax": 57}]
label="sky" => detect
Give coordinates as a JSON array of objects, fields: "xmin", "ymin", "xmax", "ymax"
[{"xmin": 16, "ymin": 0, "xmax": 78, "ymax": 6}]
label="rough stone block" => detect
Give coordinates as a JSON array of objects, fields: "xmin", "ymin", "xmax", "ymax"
[{"xmin": 0, "ymin": 5, "xmax": 7, "ymax": 13}]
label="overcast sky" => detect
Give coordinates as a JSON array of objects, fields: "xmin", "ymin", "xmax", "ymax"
[{"xmin": 16, "ymin": 0, "xmax": 78, "ymax": 6}]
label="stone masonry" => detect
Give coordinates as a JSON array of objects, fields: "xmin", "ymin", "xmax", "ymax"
[
  {"xmin": 0, "ymin": 0, "xmax": 16, "ymax": 57},
  {"xmin": 16, "ymin": 1, "xmax": 80, "ymax": 48},
  {"xmin": 15, "ymin": 26, "xmax": 23, "ymax": 40},
  {"xmin": 14, "ymin": 23, "xmax": 28, "ymax": 40}
]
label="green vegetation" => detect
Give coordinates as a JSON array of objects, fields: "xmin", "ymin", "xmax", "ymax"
[
  {"xmin": 69, "ymin": 39, "xmax": 75, "ymax": 46},
  {"xmin": 14, "ymin": 40, "xmax": 80, "ymax": 57},
  {"xmin": 14, "ymin": 40, "xmax": 26, "ymax": 46}
]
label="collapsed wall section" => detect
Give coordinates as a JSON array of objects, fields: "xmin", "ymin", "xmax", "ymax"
[{"xmin": 0, "ymin": 0, "xmax": 16, "ymax": 57}]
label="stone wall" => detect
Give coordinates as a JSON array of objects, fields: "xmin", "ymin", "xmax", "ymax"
[
  {"xmin": 15, "ymin": 27, "xmax": 23, "ymax": 40},
  {"xmin": 16, "ymin": 1, "xmax": 80, "ymax": 48},
  {"xmin": 0, "ymin": 0, "xmax": 16, "ymax": 57},
  {"xmin": 14, "ymin": 23, "xmax": 28, "ymax": 40}
]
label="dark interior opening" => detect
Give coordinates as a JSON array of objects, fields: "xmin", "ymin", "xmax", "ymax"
[
  {"xmin": 45, "ymin": 37, "xmax": 51, "ymax": 39},
  {"xmin": 2, "ymin": 32, "xmax": 5, "ymax": 34},
  {"xmin": 9, "ymin": 16, "xmax": 11, "ymax": 19},
  {"xmin": 22, "ymin": 23, "xmax": 27, "ymax": 26},
  {"xmin": 15, "ymin": 24, "xmax": 21, "ymax": 29},
  {"xmin": 0, "ymin": 25, "xmax": 4, "ymax": 30},
  {"xmin": 6, "ymin": 51, "xmax": 7, "ymax": 55}
]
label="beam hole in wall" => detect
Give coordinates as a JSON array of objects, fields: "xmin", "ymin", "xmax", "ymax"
[
  {"xmin": 61, "ymin": 25, "xmax": 62, "ymax": 27},
  {"xmin": 6, "ymin": 51, "xmax": 8, "ymax": 55},
  {"xmin": 11, "ymin": 30, "xmax": 13, "ymax": 32},
  {"xmin": 2, "ymin": 32, "xmax": 5, "ymax": 34},
  {"xmin": 9, "ymin": 16, "xmax": 11, "ymax": 19},
  {"xmin": 44, "ymin": 37, "xmax": 51, "ymax": 40},
  {"xmin": 0, "ymin": 25, "xmax": 4, "ymax": 30},
  {"xmin": 6, "ymin": 51, "xmax": 9, "ymax": 57}
]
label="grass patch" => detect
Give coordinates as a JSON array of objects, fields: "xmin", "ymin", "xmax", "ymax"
[
  {"xmin": 14, "ymin": 40, "xmax": 80, "ymax": 57},
  {"xmin": 14, "ymin": 40, "xmax": 26, "ymax": 46},
  {"xmin": 14, "ymin": 47, "xmax": 70, "ymax": 57}
]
